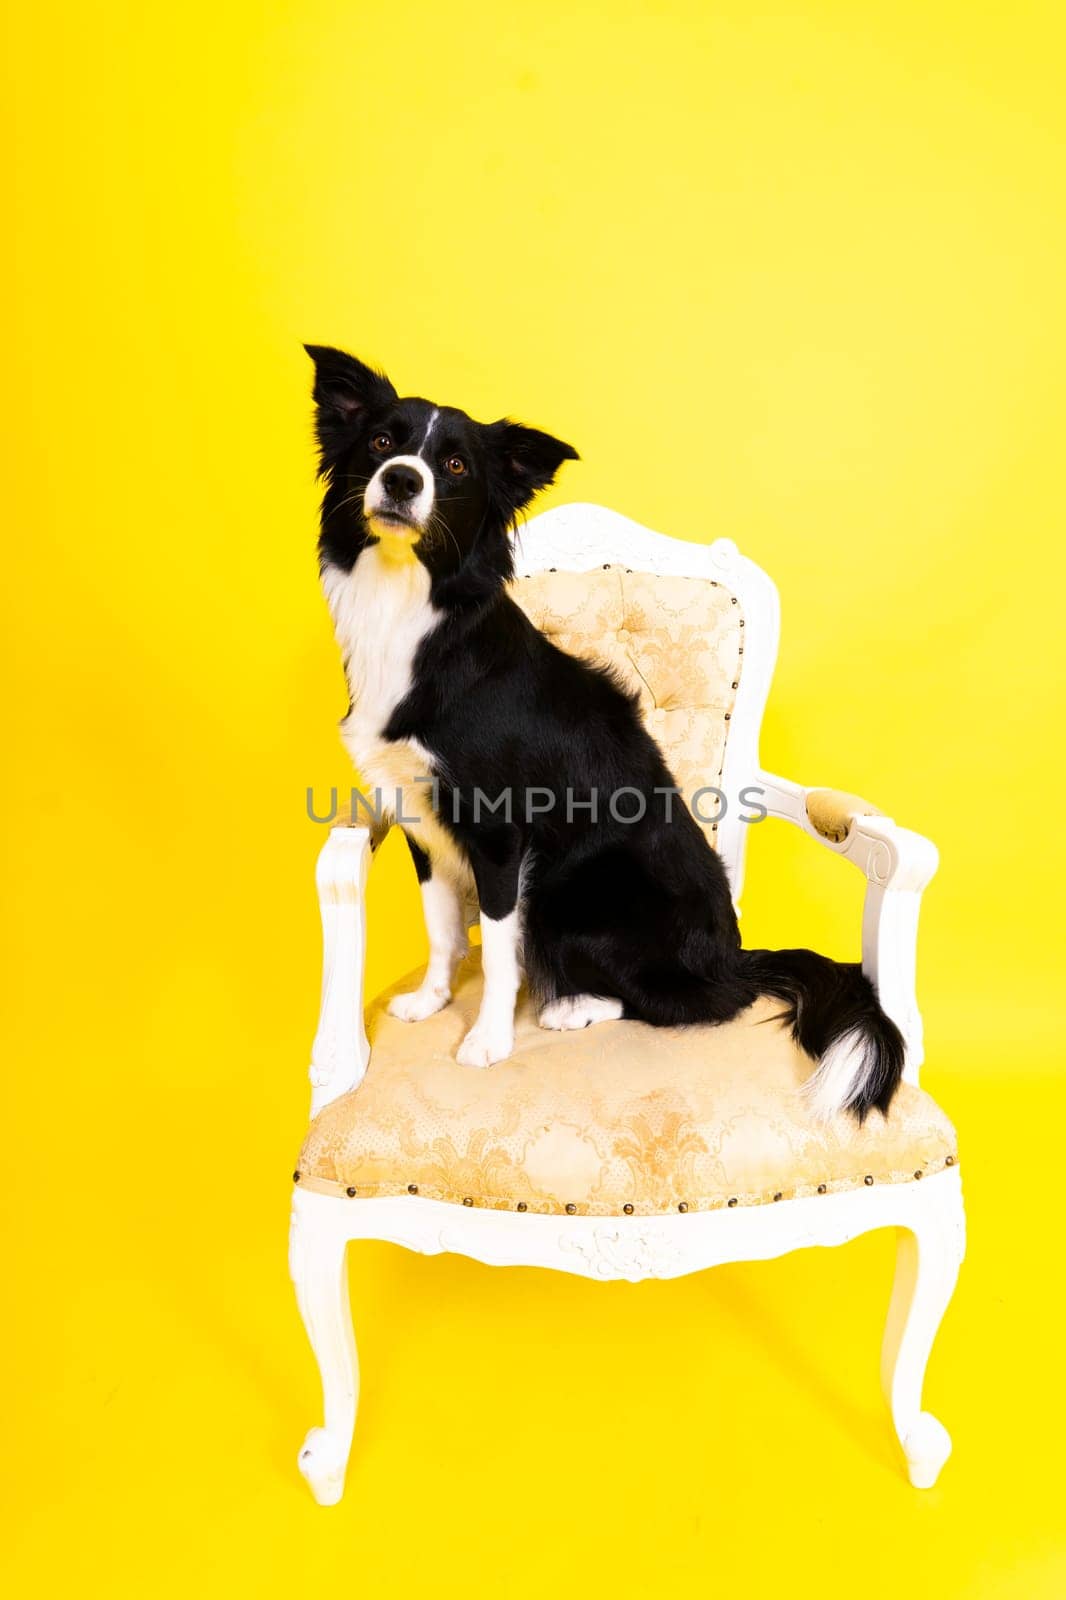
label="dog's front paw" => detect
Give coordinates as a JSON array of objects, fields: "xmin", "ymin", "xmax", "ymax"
[
  {"xmin": 456, "ymin": 1023, "xmax": 514, "ymax": 1069},
  {"xmin": 388, "ymin": 985, "xmax": 450, "ymax": 1023}
]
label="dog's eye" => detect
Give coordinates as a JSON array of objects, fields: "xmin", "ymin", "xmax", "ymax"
[
  {"xmin": 371, "ymin": 432, "xmax": 393, "ymax": 453},
  {"xmin": 445, "ymin": 456, "xmax": 467, "ymax": 476}
]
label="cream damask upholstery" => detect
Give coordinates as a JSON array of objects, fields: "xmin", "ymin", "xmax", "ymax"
[
  {"xmin": 510, "ymin": 566, "xmax": 744, "ymax": 844},
  {"xmin": 297, "ymin": 960, "xmax": 957, "ymax": 1216}
]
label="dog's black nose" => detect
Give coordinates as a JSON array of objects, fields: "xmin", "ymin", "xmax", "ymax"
[{"xmin": 382, "ymin": 464, "xmax": 423, "ymax": 503}]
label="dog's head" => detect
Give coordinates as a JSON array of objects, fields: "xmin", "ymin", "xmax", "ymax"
[{"xmin": 305, "ymin": 345, "xmax": 578, "ymax": 591}]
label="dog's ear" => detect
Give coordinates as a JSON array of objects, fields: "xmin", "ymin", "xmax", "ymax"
[
  {"xmin": 304, "ymin": 345, "xmax": 397, "ymax": 469},
  {"xmin": 488, "ymin": 420, "xmax": 579, "ymax": 512}
]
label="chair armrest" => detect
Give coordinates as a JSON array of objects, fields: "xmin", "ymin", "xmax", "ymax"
[
  {"xmin": 757, "ymin": 772, "xmax": 939, "ymax": 1085},
  {"xmin": 308, "ymin": 826, "xmax": 373, "ymax": 1117}
]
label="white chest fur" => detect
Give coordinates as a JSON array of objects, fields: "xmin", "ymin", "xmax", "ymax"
[{"xmin": 322, "ymin": 548, "xmax": 471, "ymax": 885}]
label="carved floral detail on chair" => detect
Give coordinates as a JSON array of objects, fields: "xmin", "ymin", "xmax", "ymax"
[{"xmin": 560, "ymin": 1225, "xmax": 685, "ymax": 1281}]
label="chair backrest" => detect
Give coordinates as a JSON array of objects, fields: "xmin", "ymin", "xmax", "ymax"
[{"xmin": 511, "ymin": 503, "xmax": 780, "ymax": 904}]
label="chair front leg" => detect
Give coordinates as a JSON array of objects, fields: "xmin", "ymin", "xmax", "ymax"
[
  {"xmin": 290, "ymin": 1192, "xmax": 358, "ymax": 1506},
  {"xmin": 881, "ymin": 1171, "xmax": 965, "ymax": 1487}
]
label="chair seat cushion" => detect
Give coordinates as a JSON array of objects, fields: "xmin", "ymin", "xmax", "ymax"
[{"xmin": 296, "ymin": 959, "xmax": 957, "ymax": 1216}]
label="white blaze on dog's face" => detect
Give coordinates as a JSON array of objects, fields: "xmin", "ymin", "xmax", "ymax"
[
  {"xmin": 362, "ymin": 413, "xmax": 439, "ymax": 552},
  {"xmin": 358, "ymin": 404, "xmax": 477, "ymax": 565}
]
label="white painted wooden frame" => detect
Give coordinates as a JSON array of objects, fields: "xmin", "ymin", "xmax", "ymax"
[{"xmin": 291, "ymin": 503, "xmax": 963, "ymax": 1506}]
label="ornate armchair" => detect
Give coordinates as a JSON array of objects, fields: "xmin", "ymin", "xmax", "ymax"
[{"xmin": 289, "ymin": 503, "xmax": 963, "ymax": 1505}]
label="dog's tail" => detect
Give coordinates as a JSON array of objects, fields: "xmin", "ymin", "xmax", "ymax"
[{"xmin": 740, "ymin": 948, "xmax": 905, "ymax": 1120}]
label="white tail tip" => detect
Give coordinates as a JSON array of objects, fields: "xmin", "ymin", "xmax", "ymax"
[{"xmin": 804, "ymin": 1026, "xmax": 869, "ymax": 1120}]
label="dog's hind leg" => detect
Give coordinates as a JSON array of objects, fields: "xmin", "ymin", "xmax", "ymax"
[{"xmin": 537, "ymin": 995, "xmax": 624, "ymax": 1030}]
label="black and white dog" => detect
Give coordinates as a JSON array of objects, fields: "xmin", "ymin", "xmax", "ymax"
[{"xmin": 306, "ymin": 345, "xmax": 904, "ymax": 1119}]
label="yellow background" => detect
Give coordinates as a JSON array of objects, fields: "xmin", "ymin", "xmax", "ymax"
[{"xmin": 5, "ymin": 1, "xmax": 1065, "ymax": 1594}]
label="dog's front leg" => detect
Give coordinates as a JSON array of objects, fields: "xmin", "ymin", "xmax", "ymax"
[
  {"xmin": 388, "ymin": 834, "xmax": 468, "ymax": 1022},
  {"xmin": 456, "ymin": 832, "xmax": 524, "ymax": 1069}
]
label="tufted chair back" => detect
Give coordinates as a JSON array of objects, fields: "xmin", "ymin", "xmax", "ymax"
[{"xmin": 511, "ymin": 564, "xmax": 746, "ymax": 848}]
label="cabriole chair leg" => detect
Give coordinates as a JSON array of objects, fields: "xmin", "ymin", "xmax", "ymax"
[
  {"xmin": 880, "ymin": 1173, "xmax": 965, "ymax": 1487},
  {"xmin": 290, "ymin": 1200, "xmax": 358, "ymax": 1506}
]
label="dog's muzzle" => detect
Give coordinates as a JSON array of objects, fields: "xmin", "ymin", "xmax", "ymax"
[{"xmin": 364, "ymin": 454, "xmax": 434, "ymax": 533}]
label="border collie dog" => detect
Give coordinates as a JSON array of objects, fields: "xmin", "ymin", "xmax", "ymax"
[{"xmin": 306, "ymin": 345, "xmax": 904, "ymax": 1119}]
